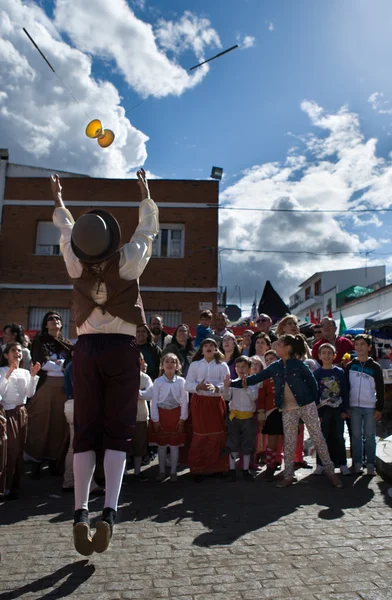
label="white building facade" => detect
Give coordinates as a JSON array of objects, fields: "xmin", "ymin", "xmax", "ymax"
[{"xmin": 289, "ymin": 266, "xmax": 386, "ymax": 322}]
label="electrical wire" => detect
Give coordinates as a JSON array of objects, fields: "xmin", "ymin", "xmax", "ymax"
[
  {"xmin": 208, "ymin": 205, "xmax": 392, "ymax": 214},
  {"xmin": 219, "ymin": 248, "xmax": 391, "ymax": 256}
]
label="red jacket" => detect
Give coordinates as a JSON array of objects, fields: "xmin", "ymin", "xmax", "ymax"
[{"xmin": 312, "ymin": 336, "xmax": 354, "ymax": 365}]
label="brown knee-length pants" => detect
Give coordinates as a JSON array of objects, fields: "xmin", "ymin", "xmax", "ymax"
[{"xmin": 72, "ymin": 334, "xmax": 140, "ymax": 454}]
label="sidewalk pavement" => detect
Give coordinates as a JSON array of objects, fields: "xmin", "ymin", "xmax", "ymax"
[{"xmin": 0, "ymin": 459, "xmax": 392, "ymax": 600}]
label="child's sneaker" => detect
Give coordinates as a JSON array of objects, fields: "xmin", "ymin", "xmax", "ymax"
[
  {"xmin": 156, "ymin": 473, "xmax": 166, "ymax": 482},
  {"xmin": 366, "ymin": 464, "xmax": 376, "ymax": 476},
  {"xmin": 354, "ymin": 463, "xmax": 363, "ymax": 474},
  {"xmin": 340, "ymin": 465, "xmax": 351, "ymax": 476},
  {"xmin": 314, "ymin": 465, "xmax": 325, "ymax": 476}
]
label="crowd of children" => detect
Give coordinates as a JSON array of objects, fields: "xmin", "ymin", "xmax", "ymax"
[{"xmin": 0, "ymin": 310, "xmax": 385, "ymax": 501}]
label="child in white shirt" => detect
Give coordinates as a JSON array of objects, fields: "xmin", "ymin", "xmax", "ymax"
[
  {"xmin": 0, "ymin": 343, "xmax": 40, "ymax": 499},
  {"xmin": 222, "ymin": 356, "xmax": 259, "ymax": 481},
  {"xmin": 149, "ymin": 353, "xmax": 188, "ymax": 482},
  {"xmin": 133, "ymin": 354, "xmax": 153, "ymax": 482}
]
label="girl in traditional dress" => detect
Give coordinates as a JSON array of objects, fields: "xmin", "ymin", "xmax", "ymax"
[
  {"xmin": 0, "ymin": 343, "xmax": 40, "ymax": 499},
  {"xmin": 149, "ymin": 353, "xmax": 188, "ymax": 482},
  {"xmin": 185, "ymin": 339, "xmax": 230, "ymax": 480}
]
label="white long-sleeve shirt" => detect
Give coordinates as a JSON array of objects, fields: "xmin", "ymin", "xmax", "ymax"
[
  {"xmin": 53, "ymin": 196, "xmax": 159, "ymax": 336},
  {"xmin": 185, "ymin": 359, "xmax": 230, "ymax": 395},
  {"xmin": 151, "ymin": 375, "xmax": 188, "ymax": 422},
  {"xmin": 0, "ymin": 367, "xmax": 39, "ymax": 410},
  {"xmin": 138, "ymin": 371, "xmax": 153, "ymax": 422},
  {"xmin": 222, "ymin": 381, "xmax": 259, "ymax": 412},
  {"xmin": 41, "ymin": 354, "xmax": 65, "ymax": 378}
]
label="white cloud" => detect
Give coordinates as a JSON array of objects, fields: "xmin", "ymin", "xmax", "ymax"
[
  {"xmin": 219, "ymin": 101, "xmax": 392, "ymax": 305},
  {"xmin": 267, "ymin": 22, "xmax": 275, "ymax": 32},
  {"xmin": 368, "ymin": 91, "xmax": 392, "ymax": 115},
  {"xmin": 0, "ymin": 0, "xmax": 221, "ymax": 177},
  {"xmin": 237, "ymin": 35, "xmax": 256, "ymax": 50},
  {"xmin": 155, "ymin": 10, "xmax": 221, "ymax": 59},
  {"xmin": 55, "ymin": 2, "xmax": 218, "ymax": 98}
]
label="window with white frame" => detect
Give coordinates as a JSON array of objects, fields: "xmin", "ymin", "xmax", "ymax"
[
  {"xmin": 35, "ymin": 222, "xmax": 61, "ymax": 256},
  {"xmin": 152, "ymin": 224, "xmax": 184, "ymax": 258}
]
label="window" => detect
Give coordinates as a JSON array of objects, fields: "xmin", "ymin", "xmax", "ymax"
[
  {"xmin": 28, "ymin": 307, "xmax": 70, "ymax": 339},
  {"xmin": 144, "ymin": 310, "xmax": 182, "ymax": 328},
  {"xmin": 35, "ymin": 222, "xmax": 61, "ymax": 256},
  {"xmin": 152, "ymin": 225, "xmax": 184, "ymax": 258},
  {"xmin": 314, "ymin": 279, "xmax": 322, "ymax": 296},
  {"xmin": 305, "ymin": 286, "xmax": 311, "ymax": 300}
]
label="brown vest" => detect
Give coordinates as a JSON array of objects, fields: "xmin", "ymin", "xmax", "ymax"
[{"xmin": 72, "ymin": 252, "xmax": 146, "ymax": 328}]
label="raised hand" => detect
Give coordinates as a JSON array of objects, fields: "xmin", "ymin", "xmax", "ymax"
[
  {"xmin": 223, "ymin": 373, "xmax": 231, "ymax": 388},
  {"xmin": 50, "ymin": 174, "xmax": 65, "ymax": 208},
  {"xmin": 137, "ymin": 168, "xmax": 150, "ymax": 200},
  {"xmin": 6, "ymin": 360, "xmax": 19, "ymax": 379},
  {"xmin": 30, "ymin": 362, "xmax": 41, "ymax": 377}
]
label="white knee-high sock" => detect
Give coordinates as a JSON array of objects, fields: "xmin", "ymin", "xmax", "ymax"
[
  {"xmin": 158, "ymin": 446, "xmax": 166, "ymax": 473},
  {"xmin": 103, "ymin": 449, "xmax": 126, "ymax": 510},
  {"xmin": 74, "ymin": 450, "xmax": 96, "ymax": 511},
  {"xmin": 243, "ymin": 454, "xmax": 251, "ymax": 470},
  {"xmin": 134, "ymin": 456, "xmax": 142, "ymax": 475},
  {"xmin": 229, "ymin": 452, "xmax": 238, "ymax": 470},
  {"xmin": 169, "ymin": 446, "xmax": 179, "ymax": 474}
]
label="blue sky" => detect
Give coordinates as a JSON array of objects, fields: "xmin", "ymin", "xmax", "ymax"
[{"xmin": 2, "ymin": 0, "xmax": 392, "ymax": 311}]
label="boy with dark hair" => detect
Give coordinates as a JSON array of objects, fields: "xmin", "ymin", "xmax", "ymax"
[
  {"xmin": 222, "ymin": 356, "xmax": 259, "ymax": 481},
  {"xmin": 194, "ymin": 310, "xmax": 213, "ymax": 349},
  {"xmin": 314, "ymin": 344, "xmax": 350, "ymax": 476},
  {"xmin": 346, "ymin": 334, "xmax": 384, "ymax": 476}
]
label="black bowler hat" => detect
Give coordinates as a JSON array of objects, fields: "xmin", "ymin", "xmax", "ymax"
[{"xmin": 71, "ymin": 209, "xmax": 121, "ymax": 264}]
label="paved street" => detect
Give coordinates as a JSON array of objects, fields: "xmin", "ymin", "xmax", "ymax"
[{"xmin": 1, "ymin": 461, "xmax": 392, "ymax": 600}]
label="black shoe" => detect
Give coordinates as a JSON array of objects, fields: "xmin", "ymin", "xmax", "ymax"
[
  {"xmin": 30, "ymin": 462, "xmax": 41, "ymax": 480},
  {"xmin": 92, "ymin": 507, "xmax": 116, "ymax": 553},
  {"xmin": 4, "ymin": 490, "xmax": 19, "ymax": 501},
  {"xmin": 242, "ymin": 469, "xmax": 255, "ymax": 481},
  {"xmin": 134, "ymin": 473, "xmax": 149, "ymax": 482},
  {"xmin": 73, "ymin": 509, "xmax": 94, "ymax": 556},
  {"xmin": 227, "ymin": 469, "xmax": 237, "ymax": 482}
]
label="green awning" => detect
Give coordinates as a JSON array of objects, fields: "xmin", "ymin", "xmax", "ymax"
[{"xmin": 336, "ymin": 285, "xmax": 373, "ymax": 302}]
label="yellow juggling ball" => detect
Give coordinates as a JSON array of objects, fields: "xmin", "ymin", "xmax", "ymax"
[{"xmin": 85, "ymin": 119, "xmax": 115, "ymax": 148}]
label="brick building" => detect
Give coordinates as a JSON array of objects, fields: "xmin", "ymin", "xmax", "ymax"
[{"xmin": 0, "ymin": 150, "xmax": 218, "ymax": 338}]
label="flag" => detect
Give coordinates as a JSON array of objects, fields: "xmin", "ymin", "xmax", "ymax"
[
  {"xmin": 339, "ymin": 310, "xmax": 347, "ymax": 335},
  {"xmin": 310, "ymin": 309, "xmax": 317, "ymax": 324},
  {"xmin": 328, "ymin": 306, "xmax": 333, "ymax": 319},
  {"xmin": 250, "ymin": 300, "xmax": 258, "ymax": 322}
]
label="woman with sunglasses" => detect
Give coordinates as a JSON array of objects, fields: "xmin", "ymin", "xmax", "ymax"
[
  {"xmin": 25, "ymin": 311, "xmax": 73, "ymax": 480},
  {"xmin": 249, "ymin": 314, "xmax": 276, "ymax": 356}
]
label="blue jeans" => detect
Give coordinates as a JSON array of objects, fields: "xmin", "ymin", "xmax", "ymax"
[{"xmin": 350, "ymin": 407, "xmax": 376, "ymax": 466}]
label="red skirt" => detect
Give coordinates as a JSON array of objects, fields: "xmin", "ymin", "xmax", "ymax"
[
  {"xmin": 148, "ymin": 406, "xmax": 186, "ymax": 447},
  {"xmin": 188, "ymin": 394, "xmax": 229, "ymax": 474}
]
